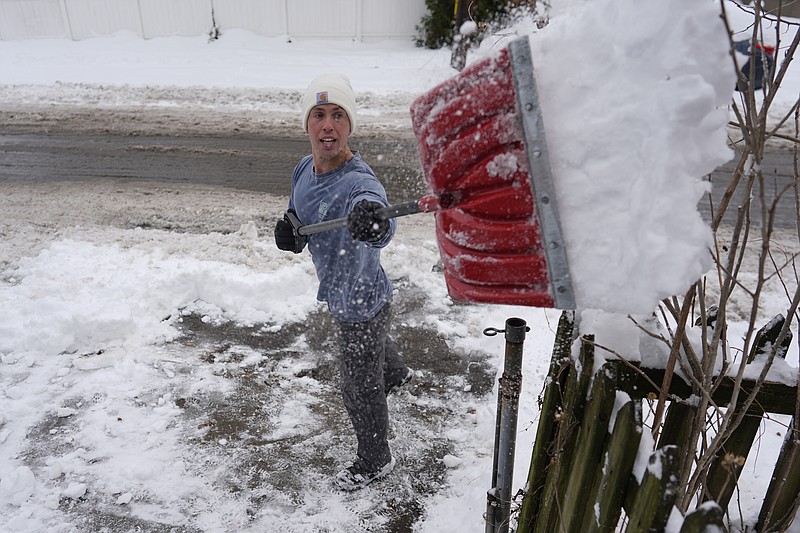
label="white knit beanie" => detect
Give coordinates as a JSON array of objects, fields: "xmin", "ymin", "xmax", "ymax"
[{"xmin": 301, "ymin": 73, "xmax": 357, "ymax": 134}]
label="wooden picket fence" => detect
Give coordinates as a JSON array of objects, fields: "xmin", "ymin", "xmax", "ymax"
[{"xmin": 514, "ymin": 311, "xmax": 800, "ymax": 532}]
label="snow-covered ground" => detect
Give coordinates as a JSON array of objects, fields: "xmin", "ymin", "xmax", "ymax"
[{"xmin": 1, "ymin": 1, "xmax": 799, "ymax": 531}]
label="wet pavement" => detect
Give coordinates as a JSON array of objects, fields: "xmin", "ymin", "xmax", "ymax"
[
  {"xmin": 0, "ymin": 132, "xmax": 428, "ymax": 205},
  {"xmin": 0, "ymin": 129, "xmax": 797, "ymax": 228}
]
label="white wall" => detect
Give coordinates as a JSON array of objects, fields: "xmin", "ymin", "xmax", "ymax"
[
  {"xmin": 362, "ymin": 0, "xmax": 426, "ymax": 40},
  {"xmin": 0, "ymin": 0, "xmax": 68, "ymax": 39},
  {"xmin": 0, "ymin": 0, "xmax": 428, "ymax": 41},
  {"xmin": 212, "ymin": 0, "xmax": 287, "ymax": 37},
  {"xmin": 287, "ymin": 0, "xmax": 356, "ymax": 39},
  {"xmin": 138, "ymin": 0, "xmax": 213, "ymax": 39},
  {"xmin": 64, "ymin": 0, "xmax": 142, "ymax": 39}
]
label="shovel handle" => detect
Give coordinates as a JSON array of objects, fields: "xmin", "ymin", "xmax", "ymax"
[{"xmin": 295, "ymin": 199, "xmax": 427, "ymax": 236}]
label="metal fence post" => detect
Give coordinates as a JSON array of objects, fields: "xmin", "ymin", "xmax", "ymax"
[{"xmin": 484, "ymin": 317, "xmax": 528, "ymax": 533}]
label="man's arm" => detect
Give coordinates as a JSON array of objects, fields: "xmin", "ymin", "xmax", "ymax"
[{"xmin": 347, "ymin": 199, "xmax": 395, "ymax": 246}]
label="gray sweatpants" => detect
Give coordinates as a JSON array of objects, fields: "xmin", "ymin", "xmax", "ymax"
[{"xmin": 335, "ymin": 303, "xmax": 407, "ymax": 470}]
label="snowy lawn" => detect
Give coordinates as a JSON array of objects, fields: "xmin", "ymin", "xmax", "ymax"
[{"xmin": 0, "ymin": 180, "xmax": 563, "ymax": 532}]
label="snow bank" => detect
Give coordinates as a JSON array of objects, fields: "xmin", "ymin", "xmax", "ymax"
[{"xmin": 529, "ymin": 0, "xmax": 734, "ymax": 314}]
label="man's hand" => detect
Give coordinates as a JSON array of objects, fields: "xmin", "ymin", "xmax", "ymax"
[
  {"xmin": 275, "ymin": 210, "xmax": 307, "ymax": 253},
  {"xmin": 347, "ymin": 200, "xmax": 390, "ymax": 243}
]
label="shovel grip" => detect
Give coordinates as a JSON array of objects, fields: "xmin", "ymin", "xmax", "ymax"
[{"xmin": 295, "ymin": 200, "xmax": 425, "ymax": 236}]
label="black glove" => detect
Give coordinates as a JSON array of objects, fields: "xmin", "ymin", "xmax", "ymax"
[
  {"xmin": 274, "ymin": 210, "xmax": 307, "ymax": 253},
  {"xmin": 347, "ymin": 200, "xmax": 390, "ymax": 243}
]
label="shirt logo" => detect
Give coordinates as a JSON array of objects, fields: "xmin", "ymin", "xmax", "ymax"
[
  {"xmin": 317, "ymin": 201, "xmax": 329, "ymax": 223},
  {"xmin": 316, "ymin": 91, "xmax": 329, "ymax": 105}
]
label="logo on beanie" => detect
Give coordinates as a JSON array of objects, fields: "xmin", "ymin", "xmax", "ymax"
[{"xmin": 316, "ymin": 91, "xmax": 329, "ymax": 105}]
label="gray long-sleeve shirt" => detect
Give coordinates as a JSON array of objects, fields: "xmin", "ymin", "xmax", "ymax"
[{"xmin": 288, "ymin": 152, "xmax": 396, "ymax": 322}]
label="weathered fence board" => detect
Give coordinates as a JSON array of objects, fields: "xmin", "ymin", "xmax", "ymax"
[
  {"xmin": 758, "ymin": 419, "xmax": 800, "ymax": 531},
  {"xmin": 516, "ymin": 310, "xmax": 573, "ymax": 531},
  {"xmin": 657, "ymin": 400, "xmax": 696, "ymax": 478},
  {"xmin": 560, "ymin": 363, "xmax": 617, "ymax": 532},
  {"xmin": 680, "ymin": 502, "xmax": 724, "ymax": 532},
  {"xmin": 582, "ymin": 399, "xmax": 642, "ymax": 532},
  {"xmin": 531, "ymin": 334, "xmax": 594, "ymax": 533},
  {"xmin": 616, "ymin": 365, "xmax": 797, "ymax": 416},
  {"xmin": 703, "ymin": 313, "xmax": 793, "ymax": 508},
  {"xmin": 626, "ymin": 446, "xmax": 680, "ymax": 532},
  {"xmin": 516, "ymin": 310, "xmax": 799, "ymax": 532}
]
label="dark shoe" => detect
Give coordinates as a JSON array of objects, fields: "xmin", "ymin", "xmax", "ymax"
[
  {"xmin": 335, "ymin": 456, "xmax": 396, "ymax": 491},
  {"xmin": 385, "ymin": 367, "xmax": 413, "ymax": 395}
]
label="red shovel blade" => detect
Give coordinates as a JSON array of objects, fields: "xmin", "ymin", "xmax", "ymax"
[{"xmin": 410, "ymin": 39, "xmax": 574, "ymax": 309}]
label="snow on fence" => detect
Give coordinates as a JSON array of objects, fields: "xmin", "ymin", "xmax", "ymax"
[
  {"xmin": 0, "ymin": 0, "xmax": 426, "ymax": 41},
  {"xmin": 511, "ymin": 311, "xmax": 800, "ymax": 532}
]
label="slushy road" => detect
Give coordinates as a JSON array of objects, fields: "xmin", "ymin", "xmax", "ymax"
[{"xmin": 0, "ymin": 131, "xmax": 796, "ymax": 228}]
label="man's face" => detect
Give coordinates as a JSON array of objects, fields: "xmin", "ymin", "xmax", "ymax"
[{"xmin": 306, "ymin": 104, "xmax": 352, "ymax": 172}]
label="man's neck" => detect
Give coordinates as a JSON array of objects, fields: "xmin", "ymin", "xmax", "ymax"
[{"xmin": 313, "ymin": 148, "xmax": 354, "ymax": 174}]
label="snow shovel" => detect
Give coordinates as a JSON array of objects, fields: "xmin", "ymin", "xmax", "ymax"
[{"xmin": 293, "ymin": 37, "xmax": 574, "ymax": 310}]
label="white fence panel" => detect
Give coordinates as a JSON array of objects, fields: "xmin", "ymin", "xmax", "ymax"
[
  {"xmin": 287, "ymin": 0, "xmax": 356, "ymax": 39},
  {"xmin": 361, "ymin": 0, "xmax": 425, "ymax": 40},
  {"xmin": 64, "ymin": 0, "xmax": 142, "ymax": 39},
  {"xmin": 0, "ymin": 0, "xmax": 67, "ymax": 40},
  {"xmin": 211, "ymin": 0, "xmax": 286, "ymax": 36},
  {"xmin": 0, "ymin": 0, "xmax": 428, "ymax": 41},
  {"xmin": 138, "ymin": 0, "xmax": 213, "ymax": 38}
]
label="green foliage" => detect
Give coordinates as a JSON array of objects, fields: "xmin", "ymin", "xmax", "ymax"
[
  {"xmin": 415, "ymin": 0, "xmax": 453, "ymax": 49},
  {"xmin": 415, "ymin": 0, "xmax": 523, "ymax": 49}
]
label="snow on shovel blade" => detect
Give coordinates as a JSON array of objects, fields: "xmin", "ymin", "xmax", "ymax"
[{"xmin": 410, "ymin": 37, "xmax": 575, "ymax": 309}]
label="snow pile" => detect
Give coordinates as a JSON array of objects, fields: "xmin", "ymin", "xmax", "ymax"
[
  {"xmin": 1, "ymin": 237, "xmax": 319, "ymax": 356},
  {"xmin": 528, "ymin": 0, "xmax": 734, "ymax": 313},
  {"xmin": 0, "ymin": 29, "xmax": 454, "ymax": 94}
]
